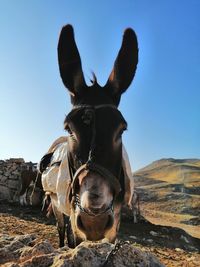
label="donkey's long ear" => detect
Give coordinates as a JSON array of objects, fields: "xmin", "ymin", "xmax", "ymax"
[
  {"xmin": 58, "ymin": 25, "xmax": 87, "ymax": 99},
  {"xmin": 105, "ymin": 28, "xmax": 138, "ymax": 105}
]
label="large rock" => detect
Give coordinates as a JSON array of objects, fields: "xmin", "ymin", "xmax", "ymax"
[
  {"xmin": 0, "ymin": 185, "xmax": 10, "ymax": 200},
  {"xmin": 8, "ymin": 180, "xmax": 20, "ymax": 190},
  {"xmin": 0, "ymin": 234, "xmax": 36, "ymax": 264},
  {"xmin": 0, "ymin": 175, "xmax": 7, "ymax": 184},
  {"xmin": 0, "ymin": 234, "xmax": 165, "ymax": 267}
]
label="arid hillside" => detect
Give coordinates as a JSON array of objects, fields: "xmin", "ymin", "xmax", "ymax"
[
  {"xmin": 134, "ymin": 158, "xmax": 200, "ymax": 240},
  {"xmin": 134, "ymin": 158, "xmax": 200, "ymax": 186}
]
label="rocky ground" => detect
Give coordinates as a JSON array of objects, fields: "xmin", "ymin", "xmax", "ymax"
[{"xmin": 0, "ymin": 201, "xmax": 200, "ymax": 266}]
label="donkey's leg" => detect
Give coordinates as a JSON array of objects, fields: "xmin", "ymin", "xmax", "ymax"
[
  {"xmin": 52, "ymin": 204, "xmax": 65, "ymax": 247},
  {"xmin": 105, "ymin": 203, "xmax": 122, "ymax": 243},
  {"xmin": 68, "ymin": 212, "xmax": 84, "ymax": 248},
  {"xmin": 19, "ymin": 188, "xmax": 28, "ymax": 206},
  {"xmin": 66, "ymin": 218, "xmax": 76, "ymax": 248}
]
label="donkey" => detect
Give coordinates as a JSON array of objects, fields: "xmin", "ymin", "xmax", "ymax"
[
  {"xmin": 43, "ymin": 24, "xmax": 138, "ymax": 248},
  {"xmin": 19, "ymin": 164, "xmax": 43, "ymax": 206}
]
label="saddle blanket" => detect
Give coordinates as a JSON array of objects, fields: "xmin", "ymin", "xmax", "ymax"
[{"xmin": 41, "ymin": 137, "xmax": 134, "ymax": 216}]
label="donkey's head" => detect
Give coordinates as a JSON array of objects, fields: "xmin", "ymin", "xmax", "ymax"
[{"xmin": 58, "ymin": 25, "xmax": 138, "ymax": 242}]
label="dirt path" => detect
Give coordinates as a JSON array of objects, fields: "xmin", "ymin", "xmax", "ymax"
[{"xmin": 0, "ymin": 201, "xmax": 200, "ymax": 266}]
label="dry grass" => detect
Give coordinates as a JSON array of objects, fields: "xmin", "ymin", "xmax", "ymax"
[{"xmin": 134, "ymin": 158, "xmax": 200, "ymax": 184}]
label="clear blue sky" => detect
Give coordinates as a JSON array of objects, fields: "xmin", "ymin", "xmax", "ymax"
[{"xmin": 0, "ymin": 1, "xmax": 200, "ymax": 170}]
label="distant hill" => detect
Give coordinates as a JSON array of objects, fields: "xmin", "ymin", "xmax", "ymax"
[
  {"xmin": 134, "ymin": 158, "xmax": 200, "ymax": 186},
  {"xmin": 133, "ymin": 158, "xmax": 200, "ymax": 239}
]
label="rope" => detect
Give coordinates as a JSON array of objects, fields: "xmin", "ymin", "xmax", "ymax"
[
  {"xmin": 30, "ymin": 171, "xmax": 40, "ymax": 206},
  {"xmin": 102, "ymin": 240, "xmax": 130, "ymax": 267}
]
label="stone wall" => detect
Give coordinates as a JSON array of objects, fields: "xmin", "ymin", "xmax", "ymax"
[{"xmin": 0, "ymin": 158, "xmax": 37, "ymax": 203}]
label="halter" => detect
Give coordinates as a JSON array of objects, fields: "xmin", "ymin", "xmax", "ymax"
[
  {"xmin": 69, "ymin": 104, "xmax": 122, "ymax": 216},
  {"xmin": 73, "ymin": 194, "xmax": 114, "ymax": 217}
]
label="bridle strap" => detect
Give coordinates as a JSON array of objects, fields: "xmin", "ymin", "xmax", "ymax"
[
  {"xmin": 73, "ymin": 194, "xmax": 114, "ymax": 217},
  {"xmin": 68, "ymin": 103, "xmax": 122, "ymax": 216},
  {"xmin": 72, "ymin": 104, "xmax": 117, "ymax": 110},
  {"xmin": 71, "ymin": 161, "xmax": 121, "ymax": 198}
]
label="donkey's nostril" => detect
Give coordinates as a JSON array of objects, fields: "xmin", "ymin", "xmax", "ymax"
[{"xmin": 89, "ymin": 193, "xmax": 99, "ymax": 200}]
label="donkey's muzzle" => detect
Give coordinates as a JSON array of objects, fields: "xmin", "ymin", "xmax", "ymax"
[
  {"xmin": 76, "ymin": 212, "xmax": 114, "ymax": 241},
  {"xmin": 72, "ymin": 161, "xmax": 121, "ymax": 197}
]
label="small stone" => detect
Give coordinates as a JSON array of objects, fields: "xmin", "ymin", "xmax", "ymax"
[
  {"xmin": 147, "ymin": 239, "xmax": 154, "ymax": 243},
  {"xmin": 175, "ymin": 248, "xmax": 183, "ymax": 252},
  {"xmin": 129, "ymin": 235, "xmax": 137, "ymax": 240},
  {"xmin": 186, "ymin": 256, "xmax": 195, "ymax": 261},
  {"xmin": 150, "ymin": 231, "xmax": 159, "ymax": 237}
]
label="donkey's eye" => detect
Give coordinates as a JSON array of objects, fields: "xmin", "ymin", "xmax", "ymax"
[
  {"xmin": 115, "ymin": 125, "xmax": 127, "ymax": 141},
  {"xmin": 119, "ymin": 127, "xmax": 127, "ymax": 137},
  {"xmin": 65, "ymin": 125, "xmax": 73, "ymax": 135},
  {"xmin": 120, "ymin": 124, "xmax": 127, "ymax": 134}
]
